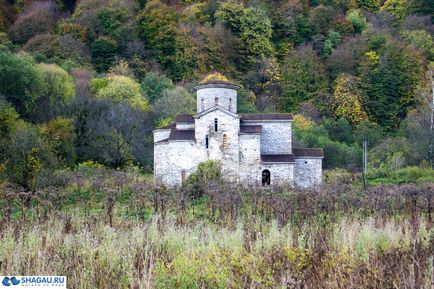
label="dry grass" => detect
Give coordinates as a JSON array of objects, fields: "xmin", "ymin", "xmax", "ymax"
[{"xmin": 0, "ymin": 167, "xmax": 433, "ymax": 288}]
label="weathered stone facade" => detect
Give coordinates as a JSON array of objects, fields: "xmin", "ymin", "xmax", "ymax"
[{"xmin": 154, "ymin": 80, "xmax": 323, "ymax": 188}]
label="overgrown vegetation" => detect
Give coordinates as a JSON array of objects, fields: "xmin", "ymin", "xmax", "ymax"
[{"xmin": 0, "ymin": 166, "xmax": 433, "ymax": 288}]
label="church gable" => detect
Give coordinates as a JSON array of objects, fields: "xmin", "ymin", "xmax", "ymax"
[{"xmin": 194, "ymin": 105, "xmax": 240, "ymax": 120}]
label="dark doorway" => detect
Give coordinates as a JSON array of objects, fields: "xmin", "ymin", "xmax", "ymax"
[{"xmin": 262, "ymin": 170, "xmax": 270, "ymax": 186}]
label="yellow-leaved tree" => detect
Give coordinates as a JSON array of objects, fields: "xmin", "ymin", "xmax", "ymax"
[
  {"xmin": 200, "ymin": 72, "xmax": 230, "ymax": 83},
  {"xmin": 331, "ymin": 73, "xmax": 368, "ymax": 124}
]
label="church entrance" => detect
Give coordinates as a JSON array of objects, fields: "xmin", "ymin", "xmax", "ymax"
[{"xmin": 262, "ymin": 170, "xmax": 270, "ymax": 186}]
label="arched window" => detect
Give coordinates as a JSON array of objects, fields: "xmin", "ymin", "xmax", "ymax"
[
  {"xmin": 262, "ymin": 170, "xmax": 270, "ymax": 186},
  {"xmin": 205, "ymin": 135, "xmax": 209, "ymax": 148},
  {"xmin": 181, "ymin": 170, "xmax": 186, "ymax": 183},
  {"xmin": 229, "ymin": 98, "xmax": 232, "ymax": 111},
  {"xmin": 201, "ymin": 98, "xmax": 204, "ymax": 111},
  {"xmin": 215, "ymin": 97, "xmax": 218, "ymax": 105},
  {"xmin": 223, "ymin": 134, "xmax": 228, "ymax": 150},
  {"xmin": 214, "ymin": 118, "xmax": 218, "ymax": 132}
]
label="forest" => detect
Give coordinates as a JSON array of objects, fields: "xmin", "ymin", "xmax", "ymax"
[
  {"xmin": 0, "ymin": 0, "xmax": 433, "ymax": 177},
  {"xmin": 0, "ymin": 0, "xmax": 434, "ymax": 287}
]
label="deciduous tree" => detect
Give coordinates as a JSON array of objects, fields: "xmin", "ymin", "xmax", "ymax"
[
  {"xmin": 331, "ymin": 73, "xmax": 368, "ymax": 124},
  {"xmin": 0, "ymin": 51, "xmax": 43, "ymax": 116}
]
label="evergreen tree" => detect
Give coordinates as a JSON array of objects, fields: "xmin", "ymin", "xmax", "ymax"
[{"xmin": 280, "ymin": 46, "xmax": 327, "ymax": 111}]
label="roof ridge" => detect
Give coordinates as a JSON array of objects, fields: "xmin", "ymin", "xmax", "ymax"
[
  {"xmin": 194, "ymin": 105, "xmax": 240, "ymax": 119},
  {"xmin": 240, "ymin": 113, "xmax": 293, "ymax": 121}
]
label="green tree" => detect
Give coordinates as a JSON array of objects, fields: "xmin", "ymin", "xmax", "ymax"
[
  {"xmin": 237, "ymin": 87, "xmax": 258, "ymax": 113},
  {"xmin": 280, "ymin": 47, "xmax": 327, "ymax": 111},
  {"xmin": 0, "ymin": 51, "xmax": 43, "ymax": 116},
  {"xmin": 97, "ymin": 7, "xmax": 129, "ymax": 39},
  {"xmin": 140, "ymin": 72, "xmax": 175, "ymax": 103},
  {"xmin": 152, "ymin": 87, "xmax": 195, "ymax": 120},
  {"xmin": 39, "ymin": 117, "xmax": 76, "ymax": 166},
  {"xmin": 169, "ymin": 31, "xmax": 204, "ymax": 81},
  {"xmin": 216, "ymin": 2, "xmax": 274, "ymax": 65},
  {"xmin": 346, "ymin": 10, "xmax": 367, "ymax": 34},
  {"xmin": 31, "ymin": 63, "xmax": 75, "ymax": 122},
  {"xmin": 356, "ymin": 0, "xmax": 382, "ymax": 11},
  {"xmin": 400, "ymin": 30, "xmax": 434, "ymax": 61},
  {"xmin": 270, "ymin": 0, "xmax": 312, "ymax": 50},
  {"xmin": 0, "ymin": 100, "xmax": 19, "ymax": 158},
  {"xmin": 5, "ymin": 122, "xmax": 56, "ymax": 191},
  {"xmin": 322, "ymin": 30, "xmax": 342, "ymax": 58},
  {"xmin": 91, "ymin": 36, "xmax": 119, "ymax": 72},
  {"xmin": 323, "ymin": 118, "xmax": 354, "ymax": 144},
  {"xmin": 308, "ymin": 5, "xmax": 335, "ymax": 36},
  {"xmin": 381, "ymin": 0, "xmax": 410, "ymax": 22},
  {"xmin": 353, "ymin": 120, "xmax": 384, "ymax": 146},
  {"xmin": 137, "ymin": 1, "xmax": 203, "ymax": 80},
  {"xmin": 137, "ymin": 0, "xmax": 178, "ymax": 66},
  {"xmin": 293, "ymin": 121, "xmax": 361, "ymax": 168},
  {"xmin": 360, "ymin": 41, "xmax": 424, "ymax": 130},
  {"xmin": 94, "ymin": 75, "xmax": 149, "ymax": 111}
]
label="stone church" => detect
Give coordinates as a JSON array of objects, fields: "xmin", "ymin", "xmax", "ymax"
[{"xmin": 153, "ymin": 80, "xmax": 323, "ymax": 188}]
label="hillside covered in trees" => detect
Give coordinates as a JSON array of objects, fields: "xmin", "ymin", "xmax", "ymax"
[{"xmin": 0, "ymin": 0, "xmax": 433, "ymax": 186}]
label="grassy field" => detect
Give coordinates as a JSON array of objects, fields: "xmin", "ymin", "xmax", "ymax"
[{"xmin": 0, "ymin": 166, "xmax": 433, "ymax": 288}]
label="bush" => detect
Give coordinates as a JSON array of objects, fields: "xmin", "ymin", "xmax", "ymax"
[
  {"xmin": 346, "ymin": 10, "xmax": 367, "ymax": 34},
  {"xmin": 4, "ymin": 121, "xmax": 57, "ymax": 191},
  {"xmin": 186, "ymin": 160, "xmax": 222, "ymax": 196},
  {"xmin": 324, "ymin": 168, "xmax": 354, "ymax": 185},
  {"xmin": 294, "ymin": 121, "xmax": 362, "ymax": 169},
  {"xmin": 366, "ymin": 166, "xmax": 434, "ymax": 184}
]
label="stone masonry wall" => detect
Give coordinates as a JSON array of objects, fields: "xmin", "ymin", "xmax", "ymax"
[
  {"xmin": 196, "ymin": 88, "xmax": 238, "ymax": 113},
  {"xmin": 294, "ymin": 157, "xmax": 322, "ymax": 189},
  {"xmin": 242, "ymin": 121, "xmax": 292, "ymax": 154},
  {"xmin": 260, "ymin": 163, "xmax": 294, "ymax": 186},
  {"xmin": 239, "ymin": 134, "xmax": 261, "ymax": 184},
  {"xmin": 176, "ymin": 123, "xmax": 194, "ymax": 129},
  {"xmin": 154, "ymin": 141, "xmax": 206, "ymax": 186}
]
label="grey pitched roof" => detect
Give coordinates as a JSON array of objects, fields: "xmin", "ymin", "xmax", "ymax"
[
  {"xmin": 239, "ymin": 125, "xmax": 262, "ymax": 134},
  {"xmin": 261, "ymin": 154, "xmax": 295, "ymax": 163},
  {"xmin": 168, "ymin": 129, "xmax": 195, "ymax": 141},
  {"xmin": 175, "ymin": 114, "xmax": 194, "ymax": 123},
  {"xmin": 155, "ymin": 138, "xmax": 169, "ymax": 144},
  {"xmin": 293, "ymin": 148, "xmax": 324, "ymax": 158},
  {"xmin": 200, "ymin": 80, "xmax": 233, "ymax": 85},
  {"xmin": 240, "ymin": 113, "xmax": 293, "ymax": 121}
]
